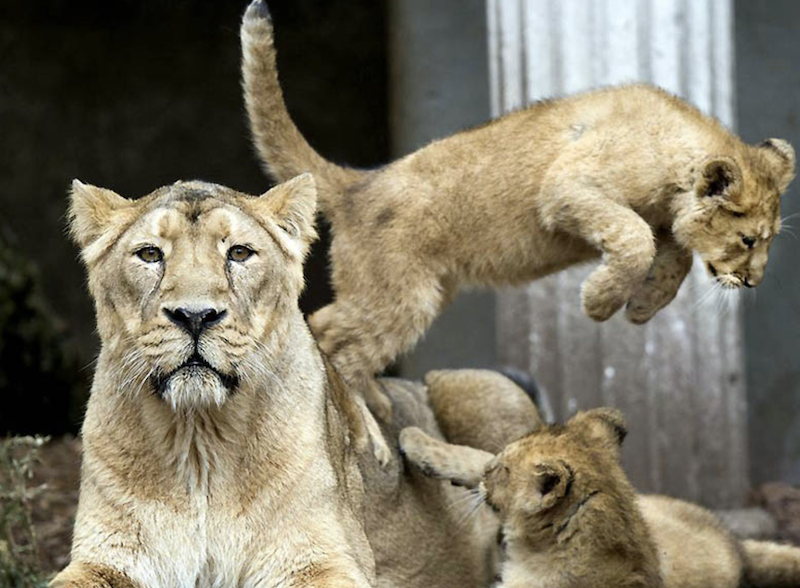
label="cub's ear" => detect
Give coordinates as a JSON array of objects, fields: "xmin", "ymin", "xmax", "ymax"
[
  {"xmin": 759, "ymin": 138, "xmax": 796, "ymax": 193},
  {"xmin": 69, "ymin": 180, "xmax": 133, "ymax": 249},
  {"xmin": 570, "ymin": 407, "xmax": 628, "ymax": 453},
  {"xmin": 399, "ymin": 427, "xmax": 494, "ymax": 489},
  {"xmin": 531, "ymin": 459, "xmax": 573, "ymax": 509},
  {"xmin": 252, "ymin": 173, "xmax": 318, "ymax": 259},
  {"xmin": 695, "ymin": 156, "xmax": 743, "ymax": 203}
]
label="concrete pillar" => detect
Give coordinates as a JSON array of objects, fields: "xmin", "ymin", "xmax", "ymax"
[
  {"xmin": 388, "ymin": 0, "xmax": 497, "ymax": 377},
  {"xmin": 736, "ymin": 0, "xmax": 800, "ymax": 486},
  {"xmin": 489, "ymin": 0, "xmax": 747, "ymax": 506}
]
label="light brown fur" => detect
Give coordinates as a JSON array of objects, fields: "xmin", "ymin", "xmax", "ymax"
[
  {"xmin": 402, "ymin": 374, "xmax": 800, "ymax": 588},
  {"xmin": 357, "ymin": 377, "xmax": 498, "ymax": 588},
  {"xmin": 241, "ymin": 0, "xmax": 796, "ymax": 439},
  {"xmin": 52, "ymin": 176, "xmax": 376, "ymax": 588},
  {"xmin": 53, "ymin": 176, "xmax": 504, "ymax": 588}
]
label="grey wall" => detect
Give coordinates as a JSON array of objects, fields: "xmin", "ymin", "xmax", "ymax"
[
  {"xmin": 737, "ymin": 0, "xmax": 800, "ymax": 485},
  {"xmin": 388, "ymin": 0, "xmax": 497, "ymax": 378}
]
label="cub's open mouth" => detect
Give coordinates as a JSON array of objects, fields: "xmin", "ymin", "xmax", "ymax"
[{"xmin": 152, "ymin": 352, "xmax": 239, "ymax": 396}]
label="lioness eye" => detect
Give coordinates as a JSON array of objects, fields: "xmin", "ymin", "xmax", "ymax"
[
  {"xmin": 742, "ymin": 236, "xmax": 756, "ymax": 249},
  {"xmin": 228, "ymin": 245, "xmax": 255, "ymax": 262},
  {"xmin": 135, "ymin": 246, "xmax": 163, "ymax": 263}
]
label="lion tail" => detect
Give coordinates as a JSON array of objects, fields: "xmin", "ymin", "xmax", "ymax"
[
  {"xmin": 240, "ymin": 0, "xmax": 368, "ymax": 214},
  {"xmin": 741, "ymin": 539, "xmax": 800, "ymax": 587}
]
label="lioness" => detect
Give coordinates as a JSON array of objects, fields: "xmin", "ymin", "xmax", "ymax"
[
  {"xmin": 53, "ymin": 176, "xmax": 501, "ymax": 588},
  {"xmin": 53, "ymin": 175, "xmax": 375, "ymax": 587},
  {"xmin": 241, "ymin": 0, "xmax": 796, "ymax": 441},
  {"xmin": 401, "ymin": 406, "xmax": 800, "ymax": 588}
]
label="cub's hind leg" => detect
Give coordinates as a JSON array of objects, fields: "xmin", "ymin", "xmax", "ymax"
[
  {"xmin": 625, "ymin": 231, "xmax": 693, "ymax": 324},
  {"xmin": 309, "ymin": 272, "xmax": 448, "ymax": 462},
  {"xmin": 424, "ymin": 369, "xmax": 545, "ymax": 453}
]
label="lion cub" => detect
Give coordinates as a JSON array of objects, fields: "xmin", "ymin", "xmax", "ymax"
[
  {"xmin": 400, "ymin": 409, "xmax": 800, "ymax": 588},
  {"xmin": 241, "ymin": 0, "xmax": 795, "ymax": 426}
]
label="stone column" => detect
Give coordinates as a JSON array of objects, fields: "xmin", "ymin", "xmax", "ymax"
[
  {"xmin": 389, "ymin": 0, "xmax": 497, "ymax": 378},
  {"xmin": 489, "ymin": 0, "xmax": 747, "ymax": 507}
]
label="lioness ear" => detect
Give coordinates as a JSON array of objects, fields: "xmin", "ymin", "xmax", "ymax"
[
  {"xmin": 254, "ymin": 173, "xmax": 318, "ymax": 258},
  {"xmin": 696, "ymin": 156, "xmax": 743, "ymax": 203},
  {"xmin": 69, "ymin": 180, "xmax": 133, "ymax": 249},
  {"xmin": 759, "ymin": 138, "xmax": 796, "ymax": 193},
  {"xmin": 399, "ymin": 427, "xmax": 494, "ymax": 488},
  {"xmin": 570, "ymin": 407, "xmax": 628, "ymax": 453}
]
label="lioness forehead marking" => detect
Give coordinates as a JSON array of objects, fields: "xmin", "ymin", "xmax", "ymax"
[
  {"xmin": 156, "ymin": 208, "xmax": 185, "ymax": 240},
  {"xmin": 175, "ymin": 188, "xmax": 214, "ymax": 202}
]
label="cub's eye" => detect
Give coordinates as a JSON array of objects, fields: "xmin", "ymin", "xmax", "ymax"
[
  {"xmin": 742, "ymin": 236, "xmax": 756, "ymax": 249},
  {"xmin": 135, "ymin": 246, "xmax": 163, "ymax": 263},
  {"xmin": 227, "ymin": 245, "xmax": 255, "ymax": 262}
]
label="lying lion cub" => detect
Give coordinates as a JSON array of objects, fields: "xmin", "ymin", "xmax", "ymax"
[
  {"xmin": 401, "ymin": 409, "xmax": 800, "ymax": 588},
  {"xmin": 52, "ymin": 175, "xmax": 375, "ymax": 587},
  {"xmin": 241, "ymin": 0, "xmax": 796, "ymax": 433}
]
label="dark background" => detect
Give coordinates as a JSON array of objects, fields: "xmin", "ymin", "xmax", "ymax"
[{"xmin": 0, "ymin": 0, "xmax": 389, "ymax": 434}]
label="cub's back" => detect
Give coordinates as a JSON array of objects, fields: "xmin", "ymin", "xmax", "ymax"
[{"xmin": 638, "ymin": 494, "xmax": 742, "ymax": 588}]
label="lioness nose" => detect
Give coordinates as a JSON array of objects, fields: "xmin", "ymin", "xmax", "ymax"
[{"xmin": 164, "ymin": 307, "xmax": 227, "ymax": 338}]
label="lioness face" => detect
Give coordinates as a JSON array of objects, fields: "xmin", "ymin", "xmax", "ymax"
[
  {"xmin": 70, "ymin": 175, "xmax": 317, "ymax": 410},
  {"xmin": 673, "ymin": 140, "xmax": 794, "ymax": 289}
]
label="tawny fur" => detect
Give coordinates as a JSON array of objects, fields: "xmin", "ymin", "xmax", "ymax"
[
  {"xmin": 241, "ymin": 0, "xmax": 795, "ymax": 434},
  {"xmin": 53, "ymin": 176, "xmax": 377, "ymax": 588},
  {"xmin": 357, "ymin": 377, "xmax": 499, "ymax": 588},
  {"xmin": 53, "ymin": 177, "xmax": 506, "ymax": 588},
  {"xmin": 403, "ymin": 372, "xmax": 800, "ymax": 588},
  {"xmin": 425, "ymin": 369, "xmax": 544, "ymax": 455}
]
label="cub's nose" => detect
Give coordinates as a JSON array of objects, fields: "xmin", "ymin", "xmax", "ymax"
[{"xmin": 164, "ymin": 307, "xmax": 227, "ymax": 338}]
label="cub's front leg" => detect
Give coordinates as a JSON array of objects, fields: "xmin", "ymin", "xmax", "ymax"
[
  {"xmin": 625, "ymin": 232, "xmax": 693, "ymax": 324},
  {"xmin": 50, "ymin": 562, "xmax": 140, "ymax": 588},
  {"xmin": 543, "ymin": 189, "xmax": 656, "ymax": 321}
]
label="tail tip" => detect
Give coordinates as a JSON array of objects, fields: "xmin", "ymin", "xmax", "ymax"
[{"xmin": 244, "ymin": 0, "xmax": 271, "ymax": 22}]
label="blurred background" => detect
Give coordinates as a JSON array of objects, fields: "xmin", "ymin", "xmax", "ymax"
[{"xmin": 1, "ymin": 0, "xmax": 800, "ymax": 575}]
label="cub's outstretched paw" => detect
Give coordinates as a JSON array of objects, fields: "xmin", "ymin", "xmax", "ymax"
[
  {"xmin": 581, "ymin": 266, "xmax": 627, "ymax": 322},
  {"xmin": 624, "ymin": 241, "xmax": 692, "ymax": 324},
  {"xmin": 399, "ymin": 427, "xmax": 439, "ymax": 476},
  {"xmin": 624, "ymin": 284, "xmax": 665, "ymax": 324}
]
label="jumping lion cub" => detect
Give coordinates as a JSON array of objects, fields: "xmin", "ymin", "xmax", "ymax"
[
  {"xmin": 400, "ymin": 409, "xmax": 800, "ymax": 588},
  {"xmin": 241, "ymin": 0, "xmax": 795, "ymax": 427}
]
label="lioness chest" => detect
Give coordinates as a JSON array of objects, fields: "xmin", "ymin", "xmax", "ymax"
[{"xmin": 115, "ymin": 490, "xmax": 349, "ymax": 588}]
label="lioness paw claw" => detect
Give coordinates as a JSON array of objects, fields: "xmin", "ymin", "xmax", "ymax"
[{"xmin": 372, "ymin": 436, "xmax": 392, "ymax": 467}]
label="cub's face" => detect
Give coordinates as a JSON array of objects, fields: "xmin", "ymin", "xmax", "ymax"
[
  {"xmin": 70, "ymin": 175, "xmax": 317, "ymax": 410},
  {"xmin": 674, "ymin": 139, "xmax": 795, "ymax": 289},
  {"xmin": 481, "ymin": 409, "xmax": 629, "ymax": 539}
]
